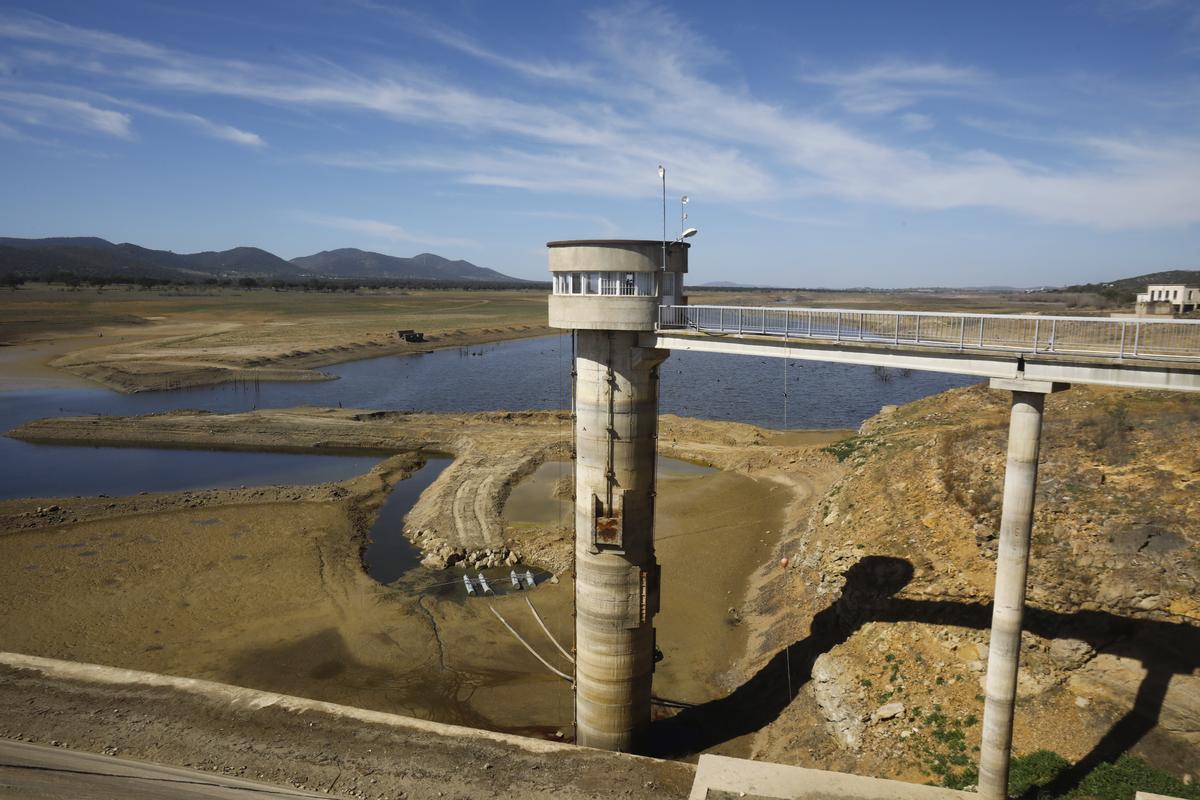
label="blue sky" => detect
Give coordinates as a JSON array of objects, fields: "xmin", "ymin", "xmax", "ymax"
[{"xmin": 1, "ymin": 1, "xmax": 1198, "ymax": 287}]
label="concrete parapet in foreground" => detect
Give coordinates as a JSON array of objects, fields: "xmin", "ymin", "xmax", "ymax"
[{"xmin": 688, "ymin": 754, "xmax": 975, "ymax": 800}]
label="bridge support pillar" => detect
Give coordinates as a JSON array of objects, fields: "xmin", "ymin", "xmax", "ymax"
[
  {"xmin": 978, "ymin": 378, "xmax": 1067, "ymax": 800},
  {"xmin": 572, "ymin": 330, "xmax": 666, "ymax": 751}
]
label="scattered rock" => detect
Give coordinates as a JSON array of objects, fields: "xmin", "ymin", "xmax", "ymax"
[
  {"xmin": 872, "ymin": 702, "xmax": 905, "ymax": 722},
  {"xmin": 812, "ymin": 654, "xmax": 864, "ymax": 750},
  {"xmin": 1049, "ymin": 638, "xmax": 1095, "ymax": 670}
]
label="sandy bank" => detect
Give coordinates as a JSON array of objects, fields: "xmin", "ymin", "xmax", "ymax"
[
  {"xmin": 48, "ymin": 323, "xmax": 554, "ymax": 393},
  {"xmin": 0, "ymin": 285, "xmax": 552, "ymax": 392}
]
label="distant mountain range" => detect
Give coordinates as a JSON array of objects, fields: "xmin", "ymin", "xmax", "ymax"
[{"xmin": 0, "ymin": 237, "xmax": 525, "ymax": 283}]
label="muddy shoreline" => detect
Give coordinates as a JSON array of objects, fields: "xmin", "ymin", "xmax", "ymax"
[{"xmin": 0, "ymin": 407, "xmax": 843, "ymax": 756}]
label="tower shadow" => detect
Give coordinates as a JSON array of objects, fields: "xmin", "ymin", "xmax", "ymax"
[{"xmin": 647, "ymin": 555, "xmax": 1200, "ymax": 799}]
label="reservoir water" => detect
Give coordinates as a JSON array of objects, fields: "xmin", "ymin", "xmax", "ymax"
[
  {"xmin": 0, "ymin": 442, "xmax": 382, "ymax": 501},
  {"xmin": 0, "ymin": 335, "xmax": 974, "ymax": 495}
]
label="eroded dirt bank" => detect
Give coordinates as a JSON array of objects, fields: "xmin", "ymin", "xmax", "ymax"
[{"xmin": 738, "ymin": 384, "xmax": 1200, "ymax": 788}]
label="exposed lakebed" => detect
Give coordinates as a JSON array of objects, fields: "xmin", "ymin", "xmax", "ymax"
[{"xmin": 0, "ymin": 334, "xmax": 972, "ymax": 743}]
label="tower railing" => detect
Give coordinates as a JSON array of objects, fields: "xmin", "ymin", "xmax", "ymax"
[{"xmin": 657, "ymin": 304, "xmax": 1200, "ymax": 362}]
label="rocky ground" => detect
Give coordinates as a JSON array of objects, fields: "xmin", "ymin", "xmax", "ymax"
[{"xmin": 740, "ymin": 384, "xmax": 1199, "ymax": 789}]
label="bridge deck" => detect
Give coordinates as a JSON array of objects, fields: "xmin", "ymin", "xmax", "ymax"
[{"xmin": 651, "ymin": 305, "xmax": 1200, "ymax": 392}]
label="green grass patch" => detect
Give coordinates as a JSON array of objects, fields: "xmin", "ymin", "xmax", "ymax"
[{"xmin": 821, "ymin": 435, "xmax": 874, "ymax": 462}]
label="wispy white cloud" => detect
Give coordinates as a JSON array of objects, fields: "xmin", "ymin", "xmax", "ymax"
[
  {"xmin": 0, "ymin": 12, "xmax": 169, "ymax": 60},
  {"xmin": 352, "ymin": 1, "xmax": 599, "ymax": 85},
  {"xmin": 899, "ymin": 112, "xmax": 934, "ymax": 132},
  {"xmin": 110, "ymin": 97, "xmax": 264, "ymax": 147},
  {"xmin": 1096, "ymin": 0, "xmax": 1200, "ymax": 54},
  {"xmin": 515, "ymin": 210, "xmax": 620, "ymax": 235},
  {"xmin": 295, "ymin": 211, "xmax": 479, "ymax": 249},
  {"xmin": 747, "ymin": 209, "xmax": 849, "ymax": 228},
  {"xmin": 3, "ymin": 4, "xmax": 1199, "ymax": 230},
  {"xmin": 0, "ymin": 89, "xmax": 132, "ymax": 138},
  {"xmin": 804, "ymin": 59, "xmax": 987, "ymax": 114}
]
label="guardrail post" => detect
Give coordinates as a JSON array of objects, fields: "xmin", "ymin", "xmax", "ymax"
[
  {"xmin": 836, "ymin": 313, "xmax": 842, "ymax": 342},
  {"xmin": 978, "ymin": 318, "xmax": 985, "ymax": 348},
  {"xmin": 894, "ymin": 315, "xmax": 900, "ymax": 344},
  {"xmin": 1034, "ymin": 319, "xmax": 1040, "ymax": 354},
  {"xmin": 915, "ymin": 316, "xmax": 921, "ymax": 344},
  {"xmin": 1049, "ymin": 320, "xmax": 1057, "ymax": 353},
  {"xmin": 738, "ymin": 308, "xmax": 743, "ymax": 335},
  {"xmin": 959, "ymin": 318, "xmax": 966, "ymax": 350},
  {"xmin": 859, "ymin": 312, "xmax": 865, "ymax": 341},
  {"xmin": 784, "ymin": 309, "xmax": 790, "ymax": 340},
  {"xmin": 807, "ymin": 311, "xmax": 812, "ymax": 338},
  {"xmin": 1119, "ymin": 322, "xmax": 1126, "ymax": 357},
  {"xmin": 1132, "ymin": 323, "xmax": 1140, "ymax": 356}
]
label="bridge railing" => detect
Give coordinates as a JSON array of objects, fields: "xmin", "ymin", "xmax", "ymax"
[{"xmin": 657, "ymin": 305, "xmax": 1200, "ymax": 362}]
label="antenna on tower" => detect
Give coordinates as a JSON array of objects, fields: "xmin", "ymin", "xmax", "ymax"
[{"xmin": 658, "ymin": 165, "xmax": 667, "ymax": 271}]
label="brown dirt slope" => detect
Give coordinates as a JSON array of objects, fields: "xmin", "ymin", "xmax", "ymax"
[{"xmin": 742, "ymin": 384, "xmax": 1200, "ymax": 786}]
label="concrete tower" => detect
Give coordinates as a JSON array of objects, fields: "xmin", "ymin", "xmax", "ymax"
[{"xmin": 547, "ymin": 239, "xmax": 689, "ymax": 751}]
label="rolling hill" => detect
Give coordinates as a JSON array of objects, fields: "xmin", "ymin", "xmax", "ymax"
[
  {"xmin": 1061, "ymin": 269, "xmax": 1200, "ymax": 295},
  {"xmin": 289, "ymin": 248, "xmax": 517, "ymax": 282},
  {"xmin": 0, "ymin": 237, "xmax": 524, "ymax": 283}
]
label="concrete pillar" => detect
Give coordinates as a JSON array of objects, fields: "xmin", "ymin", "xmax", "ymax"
[
  {"xmin": 978, "ymin": 378, "xmax": 1065, "ymax": 800},
  {"xmin": 573, "ymin": 329, "xmax": 666, "ymax": 751}
]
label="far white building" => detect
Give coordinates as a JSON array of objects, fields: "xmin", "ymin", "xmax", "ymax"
[{"xmin": 1136, "ymin": 284, "xmax": 1199, "ymax": 312}]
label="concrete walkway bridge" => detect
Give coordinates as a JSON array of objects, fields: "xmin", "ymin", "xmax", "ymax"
[
  {"xmin": 546, "ymin": 239, "xmax": 1199, "ymax": 800},
  {"xmin": 654, "ymin": 304, "xmax": 1200, "ymax": 392}
]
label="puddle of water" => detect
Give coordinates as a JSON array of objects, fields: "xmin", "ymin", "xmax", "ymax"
[
  {"xmin": 502, "ymin": 461, "xmax": 573, "ymax": 528},
  {"xmin": 363, "ymin": 457, "xmax": 452, "ymax": 584},
  {"xmin": 657, "ymin": 455, "xmax": 718, "ymax": 479},
  {"xmin": 502, "ymin": 456, "xmax": 715, "ymax": 528}
]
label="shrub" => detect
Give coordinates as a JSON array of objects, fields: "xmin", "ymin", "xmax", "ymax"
[
  {"xmin": 1068, "ymin": 754, "xmax": 1200, "ymax": 800},
  {"xmin": 822, "ymin": 436, "xmax": 872, "ymax": 462},
  {"xmin": 1009, "ymin": 750, "xmax": 1069, "ymax": 798}
]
